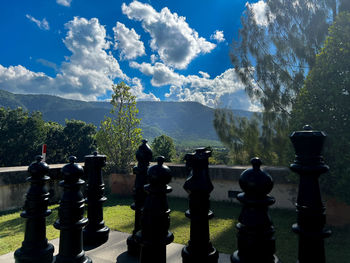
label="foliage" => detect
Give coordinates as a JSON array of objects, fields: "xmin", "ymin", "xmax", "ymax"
[
  {"xmin": 208, "ymin": 148, "xmax": 230, "ymax": 165},
  {"xmin": 228, "ymin": 0, "xmax": 350, "ymax": 166},
  {"xmin": 213, "ymin": 109, "xmax": 291, "ymax": 165},
  {"xmin": 232, "ymin": 0, "xmax": 349, "ymax": 114},
  {"xmin": 62, "ymin": 119, "xmax": 97, "ymax": 162},
  {"xmin": 0, "ymin": 107, "xmax": 97, "ymax": 166},
  {"xmin": 44, "ymin": 120, "xmax": 96, "ymax": 163},
  {"xmin": 151, "ymin": 134, "xmax": 176, "ymax": 162},
  {"xmin": 213, "ymin": 109, "xmax": 261, "ymax": 165},
  {"xmin": 0, "ymin": 108, "xmax": 46, "ymax": 166},
  {"xmin": 291, "ymin": 12, "xmax": 350, "ymax": 203},
  {"xmin": 44, "ymin": 122, "xmax": 65, "ymax": 164},
  {"xmin": 96, "ymin": 82, "xmax": 142, "ymax": 174}
]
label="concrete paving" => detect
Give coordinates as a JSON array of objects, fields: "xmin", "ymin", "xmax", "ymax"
[{"xmin": 0, "ymin": 230, "xmax": 231, "ymax": 262}]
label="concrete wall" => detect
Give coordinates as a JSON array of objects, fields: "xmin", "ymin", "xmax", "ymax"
[
  {"xmin": 166, "ymin": 164, "xmax": 297, "ymax": 209},
  {"xmin": 1, "ymin": 163, "xmax": 297, "ymax": 212},
  {"xmin": 0, "ymin": 163, "xmax": 84, "ymax": 212}
]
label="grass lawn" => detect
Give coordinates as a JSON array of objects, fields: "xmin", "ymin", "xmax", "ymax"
[{"xmin": 1, "ymin": 194, "xmax": 349, "ymax": 263}]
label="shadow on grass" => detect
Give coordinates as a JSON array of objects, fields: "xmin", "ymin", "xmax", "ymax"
[
  {"xmin": 109, "ymin": 221, "xmax": 135, "ymax": 233},
  {"xmin": 325, "ymin": 224, "xmax": 350, "ymax": 263},
  {"xmin": 0, "ymin": 207, "xmax": 22, "ymax": 217},
  {"xmin": 168, "ymin": 196, "xmax": 240, "ymax": 253},
  {"xmin": 208, "ymin": 200, "xmax": 240, "ymax": 254},
  {"xmin": 0, "ymin": 217, "xmax": 25, "ymax": 237},
  {"xmin": 169, "ymin": 213, "xmax": 188, "ymax": 229},
  {"xmin": 210, "ymin": 220, "xmax": 236, "ymax": 255},
  {"xmin": 0, "ymin": 206, "xmax": 59, "ymax": 240},
  {"xmin": 104, "ymin": 194, "xmax": 134, "ymax": 207}
]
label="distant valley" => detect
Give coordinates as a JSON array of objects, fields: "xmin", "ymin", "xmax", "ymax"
[{"xmin": 0, "ymin": 90, "xmax": 254, "ymax": 146}]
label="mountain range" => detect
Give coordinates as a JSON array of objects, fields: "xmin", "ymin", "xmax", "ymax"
[{"xmin": 0, "ymin": 89, "xmax": 254, "ymax": 145}]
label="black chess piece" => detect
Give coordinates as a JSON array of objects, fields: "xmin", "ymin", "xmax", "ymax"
[
  {"xmin": 83, "ymin": 151, "xmax": 110, "ymax": 246},
  {"xmin": 54, "ymin": 156, "xmax": 92, "ymax": 263},
  {"xmin": 14, "ymin": 155, "xmax": 54, "ymax": 263},
  {"xmin": 138, "ymin": 156, "xmax": 174, "ymax": 263},
  {"xmin": 181, "ymin": 148, "xmax": 218, "ymax": 263},
  {"xmin": 127, "ymin": 139, "xmax": 153, "ymax": 255},
  {"xmin": 231, "ymin": 157, "xmax": 279, "ymax": 263},
  {"xmin": 290, "ymin": 125, "xmax": 331, "ymax": 263}
]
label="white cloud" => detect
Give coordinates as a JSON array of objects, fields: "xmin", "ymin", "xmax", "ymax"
[
  {"xmin": 130, "ymin": 62, "xmax": 185, "ymax": 87},
  {"xmin": 36, "ymin": 58, "xmax": 58, "ymax": 71},
  {"xmin": 150, "ymin": 54, "xmax": 158, "ymax": 64},
  {"xmin": 122, "ymin": 1, "xmax": 216, "ymax": 69},
  {"xmin": 0, "ymin": 17, "xmax": 156, "ymax": 101},
  {"xmin": 54, "ymin": 17, "xmax": 126, "ymax": 100},
  {"xmin": 113, "ymin": 22, "xmax": 146, "ymax": 60},
  {"xmin": 199, "ymin": 71, "xmax": 210, "ymax": 79},
  {"xmin": 246, "ymin": 0, "xmax": 275, "ymax": 27},
  {"xmin": 56, "ymin": 0, "xmax": 72, "ymax": 7},
  {"xmin": 210, "ymin": 30, "xmax": 225, "ymax": 43},
  {"xmin": 0, "ymin": 65, "xmax": 54, "ymax": 94},
  {"xmin": 26, "ymin": 14, "xmax": 50, "ymax": 30},
  {"xmin": 130, "ymin": 77, "xmax": 159, "ymax": 101},
  {"xmin": 130, "ymin": 61, "xmax": 257, "ymax": 110}
]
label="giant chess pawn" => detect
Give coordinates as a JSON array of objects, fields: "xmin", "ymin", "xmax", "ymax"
[
  {"xmin": 83, "ymin": 151, "xmax": 110, "ymax": 246},
  {"xmin": 181, "ymin": 148, "xmax": 218, "ymax": 263},
  {"xmin": 231, "ymin": 157, "xmax": 279, "ymax": 263},
  {"xmin": 127, "ymin": 139, "xmax": 153, "ymax": 255},
  {"xmin": 290, "ymin": 125, "xmax": 331, "ymax": 263},
  {"xmin": 14, "ymin": 155, "xmax": 54, "ymax": 263},
  {"xmin": 139, "ymin": 156, "xmax": 174, "ymax": 263},
  {"xmin": 54, "ymin": 156, "xmax": 92, "ymax": 263}
]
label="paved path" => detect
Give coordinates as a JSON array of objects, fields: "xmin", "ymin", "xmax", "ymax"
[{"xmin": 0, "ymin": 230, "xmax": 231, "ymax": 262}]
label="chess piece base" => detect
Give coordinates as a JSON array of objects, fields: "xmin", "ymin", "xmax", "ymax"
[
  {"xmin": 83, "ymin": 226, "xmax": 110, "ymax": 247},
  {"xmin": 231, "ymin": 251, "xmax": 280, "ymax": 263},
  {"xmin": 181, "ymin": 245, "xmax": 219, "ymax": 263},
  {"xmin": 14, "ymin": 243, "xmax": 54, "ymax": 263},
  {"xmin": 126, "ymin": 235, "xmax": 141, "ymax": 255},
  {"xmin": 55, "ymin": 253, "xmax": 92, "ymax": 263}
]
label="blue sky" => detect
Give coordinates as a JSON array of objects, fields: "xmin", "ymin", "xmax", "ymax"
[{"xmin": 0, "ymin": 0, "xmax": 264, "ymax": 111}]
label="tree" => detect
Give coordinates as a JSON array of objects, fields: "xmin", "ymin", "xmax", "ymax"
[
  {"xmin": 0, "ymin": 107, "xmax": 98, "ymax": 166},
  {"xmin": 213, "ymin": 109, "xmax": 290, "ymax": 165},
  {"xmin": 152, "ymin": 135, "xmax": 176, "ymax": 162},
  {"xmin": 0, "ymin": 107, "xmax": 46, "ymax": 166},
  {"xmin": 231, "ymin": 0, "xmax": 349, "ymax": 115},
  {"xmin": 44, "ymin": 121, "xmax": 66, "ymax": 164},
  {"xmin": 214, "ymin": 110, "xmax": 268, "ymax": 165},
  {"xmin": 63, "ymin": 119, "xmax": 97, "ymax": 162},
  {"xmin": 43, "ymin": 120, "xmax": 96, "ymax": 163},
  {"xmin": 220, "ymin": 0, "xmax": 350, "ymax": 165},
  {"xmin": 96, "ymin": 82, "xmax": 142, "ymax": 173},
  {"xmin": 291, "ymin": 12, "xmax": 350, "ymax": 203}
]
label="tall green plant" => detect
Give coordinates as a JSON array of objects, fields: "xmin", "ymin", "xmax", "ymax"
[
  {"xmin": 291, "ymin": 12, "xmax": 350, "ymax": 203},
  {"xmin": 152, "ymin": 134, "xmax": 176, "ymax": 162},
  {"xmin": 213, "ymin": 109, "xmax": 290, "ymax": 165},
  {"xmin": 229, "ymin": 0, "xmax": 350, "ymax": 165},
  {"xmin": 96, "ymin": 82, "xmax": 142, "ymax": 173},
  {"xmin": 214, "ymin": 109, "xmax": 262, "ymax": 165},
  {"xmin": 63, "ymin": 119, "xmax": 96, "ymax": 162},
  {"xmin": 0, "ymin": 107, "xmax": 46, "ymax": 166}
]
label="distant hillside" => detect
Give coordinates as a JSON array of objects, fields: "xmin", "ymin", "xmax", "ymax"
[{"xmin": 0, "ymin": 89, "xmax": 255, "ymax": 144}]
